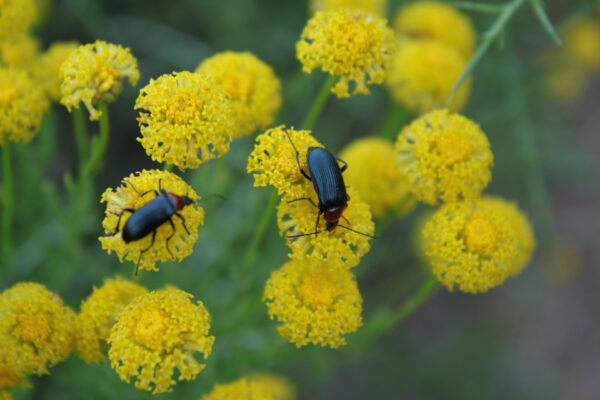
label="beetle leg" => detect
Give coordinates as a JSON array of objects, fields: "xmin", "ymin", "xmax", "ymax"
[
  {"xmin": 335, "ymin": 156, "xmax": 348, "ymax": 172},
  {"xmin": 113, "ymin": 208, "xmax": 135, "ymax": 234},
  {"xmin": 135, "ymin": 230, "xmax": 156, "ymax": 276},
  {"xmin": 341, "ymin": 215, "xmax": 350, "ymax": 224},
  {"xmin": 284, "ymin": 130, "xmax": 311, "ymax": 181},
  {"xmin": 314, "ymin": 212, "xmax": 321, "ymax": 235},
  {"xmin": 287, "ymin": 197, "xmax": 320, "ymax": 209},
  {"xmin": 165, "ymin": 218, "xmax": 176, "ymax": 258},
  {"xmin": 174, "ymin": 212, "xmax": 190, "ymax": 235}
]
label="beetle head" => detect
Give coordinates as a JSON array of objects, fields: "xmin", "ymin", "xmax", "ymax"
[{"xmin": 182, "ymin": 195, "xmax": 194, "ymax": 206}]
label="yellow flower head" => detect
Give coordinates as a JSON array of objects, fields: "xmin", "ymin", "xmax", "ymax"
[
  {"xmin": 0, "ymin": 34, "xmax": 39, "ymax": 69},
  {"xmin": 76, "ymin": 277, "xmax": 148, "ymax": 363},
  {"xmin": 202, "ymin": 378, "xmax": 276, "ymax": 400},
  {"xmin": 32, "ymin": 41, "xmax": 79, "ymax": 101},
  {"xmin": 0, "ymin": 282, "xmax": 76, "ymax": 376},
  {"xmin": 386, "ymin": 38, "xmax": 471, "ymax": 113},
  {"xmin": 136, "ymin": 71, "xmax": 235, "ymax": 170},
  {"xmin": 0, "ymin": 0, "xmax": 37, "ymax": 42},
  {"xmin": 278, "ymin": 187, "xmax": 374, "ymax": 269},
  {"xmin": 0, "ymin": 68, "xmax": 49, "ymax": 146},
  {"xmin": 98, "ymin": 170, "xmax": 204, "ymax": 272},
  {"xmin": 563, "ymin": 18, "xmax": 600, "ymax": 72},
  {"xmin": 309, "ymin": 0, "xmax": 388, "ymax": 18},
  {"xmin": 264, "ymin": 258, "xmax": 363, "ymax": 348},
  {"xmin": 423, "ymin": 199, "xmax": 519, "ymax": 293},
  {"xmin": 108, "ymin": 287, "xmax": 215, "ymax": 394},
  {"xmin": 339, "ymin": 137, "xmax": 415, "ymax": 218},
  {"xmin": 395, "ymin": 109, "xmax": 493, "ymax": 205},
  {"xmin": 59, "ymin": 40, "xmax": 139, "ymax": 120},
  {"xmin": 296, "ymin": 9, "xmax": 395, "ymax": 97},
  {"xmin": 393, "ymin": 1, "xmax": 476, "ymax": 58},
  {"xmin": 195, "ymin": 51, "xmax": 282, "ymax": 138},
  {"xmin": 247, "ymin": 125, "xmax": 321, "ymax": 199},
  {"xmin": 544, "ymin": 64, "xmax": 586, "ymax": 102},
  {"xmin": 481, "ymin": 196, "xmax": 535, "ymax": 276},
  {"xmin": 250, "ymin": 373, "xmax": 296, "ymax": 400}
]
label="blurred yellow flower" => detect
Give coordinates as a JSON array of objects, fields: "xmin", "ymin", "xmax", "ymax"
[
  {"xmin": 202, "ymin": 378, "xmax": 276, "ymax": 400},
  {"xmin": 339, "ymin": 137, "xmax": 415, "ymax": 218},
  {"xmin": 278, "ymin": 187, "xmax": 374, "ymax": 269},
  {"xmin": 396, "ymin": 109, "xmax": 492, "ymax": 205},
  {"xmin": 136, "ymin": 71, "xmax": 235, "ymax": 170},
  {"xmin": 60, "ymin": 40, "xmax": 139, "ymax": 120},
  {"xmin": 76, "ymin": 277, "xmax": 148, "ymax": 363},
  {"xmin": 0, "ymin": 0, "xmax": 37, "ymax": 42},
  {"xmin": 108, "ymin": 287, "xmax": 215, "ymax": 394},
  {"xmin": 544, "ymin": 64, "xmax": 586, "ymax": 102},
  {"xmin": 0, "ymin": 367, "xmax": 27, "ymax": 400},
  {"xmin": 0, "ymin": 283, "xmax": 76, "ymax": 376},
  {"xmin": 297, "ymin": 9, "xmax": 395, "ymax": 97},
  {"xmin": 0, "ymin": 34, "xmax": 39, "ymax": 69},
  {"xmin": 99, "ymin": 170, "xmax": 204, "ymax": 272},
  {"xmin": 386, "ymin": 38, "xmax": 471, "ymax": 113},
  {"xmin": 32, "ymin": 41, "xmax": 79, "ymax": 101},
  {"xmin": 309, "ymin": 0, "xmax": 388, "ymax": 18},
  {"xmin": 247, "ymin": 125, "xmax": 322, "ymax": 199},
  {"xmin": 423, "ymin": 199, "xmax": 519, "ymax": 293},
  {"xmin": 250, "ymin": 373, "xmax": 296, "ymax": 400},
  {"xmin": 264, "ymin": 258, "xmax": 363, "ymax": 348},
  {"xmin": 0, "ymin": 68, "xmax": 49, "ymax": 146},
  {"xmin": 563, "ymin": 18, "xmax": 600, "ymax": 72},
  {"xmin": 196, "ymin": 51, "xmax": 282, "ymax": 138},
  {"xmin": 393, "ymin": 1, "xmax": 476, "ymax": 58}
]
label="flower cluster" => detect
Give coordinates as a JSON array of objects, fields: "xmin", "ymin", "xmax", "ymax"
[
  {"xmin": 202, "ymin": 378, "xmax": 276, "ymax": 400},
  {"xmin": 0, "ymin": 34, "xmax": 39, "ymax": 69},
  {"xmin": 32, "ymin": 41, "xmax": 80, "ymax": 101},
  {"xmin": 309, "ymin": 0, "xmax": 388, "ymax": 18},
  {"xmin": 297, "ymin": 9, "xmax": 395, "ymax": 97},
  {"xmin": 0, "ymin": 0, "xmax": 37, "ymax": 42}
]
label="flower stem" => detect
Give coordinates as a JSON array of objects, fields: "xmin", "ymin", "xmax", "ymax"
[
  {"xmin": 80, "ymin": 103, "xmax": 110, "ymax": 182},
  {"xmin": 1, "ymin": 143, "xmax": 14, "ymax": 256},
  {"xmin": 72, "ymin": 107, "xmax": 88, "ymax": 171},
  {"xmin": 241, "ymin": 189, "xmax": 279, "ymax": 271},
  {"xmin": 302, "ymin": 74, "xmax": 338, "ymax": 130},
  {"xmin": 375, "ymin": 192, "xmax": 414, "ymax": 235}
]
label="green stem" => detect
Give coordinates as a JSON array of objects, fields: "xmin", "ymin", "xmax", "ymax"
[
  {"xmin": 240, "ymin": 189, "xmax": 279, "ymax": 270},
  {"xmin": 452, "ymin": 2, "xmax": 505, "ymax": 13},
  {"xmin": 530, "ymin": 0, "xmax": 562, "ymax": 45},
  {"xmin": 448, "ymin": 0, "xmax": 528, "ymax": 103},
  {"xmin": 377, "ymin": 102, "xmax": 412, "ymax": 140},
  {"xmin": 302, "ymin": 74, "xmax": 338, "ymax": 130},
  {"xmin": 72, "ymin": 107, "xmax": 88, "ymax": 171},
  {"xmin": 80, "ymin": 103, "xmax": 110, "ymax": 181},
  {"xmin": 375, "ymin": 192, "xmax": 414, "ymax": 235},
  {"xmin": 163, "ymin": 163, "xmax": 173, "ymax": 172},
  {"xmin": 2, "ymin": 143, "xmax": 14, "ymax": 256}
]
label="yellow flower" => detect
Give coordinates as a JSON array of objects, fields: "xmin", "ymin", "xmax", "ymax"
[
  {"xmin": 264, "ymin": 258, "xmax": 362, "ymax": 348},
  {"xmin": 0, "ymin": 68, "xmax": 49, "ymax": 146},
  {"xmin": 0, "ymin": 34, "xmax": 39, "ymax": 69},
  {"xmin": 247, "ymin": 125, "xmax": 321, "ymax": 199},
  {"xmin": 136, "ymin": 71, "xmax": 235, "ymax": 170},
  {"xmin": 195, "ymin": 51, "xmax": 282, "ymax": 138},
  {"xmin": 202, "ymin": 378, "xmax": 276, "ymax": 400},
  {"xmin": 339, "ymin": 137, "xmax": 415, "ymax": 218},
  {"xmin": 309, "ymin": 0, "xmax": 388, "ymax": 18},
  {"xmin": 278, "ymin": 187, "xmax": 374, "ymax": 269},
  {"xmin": 250, "ymin": 373, "xmax": 296, "ymax": 400},
  {"xmin": 98, "ymin": 170, "xmax": 204, "ymax": 272},
  {"xmin": 32, "ymin": 41, "xmax": 79, "ymax": 101},
  {"xmin": 563, "ymin": 18, "xmax": 600, "ymax": 72},
  {"xmin": 0, "ymin": 0, "xmax": 37, "ymax": 42},
  {"xmin": 393, "ymin": 1, "xmax": 476, "ymax": 58},
  {"xmin": 0, "ymin": 367, "xmax": 28, "ymax": 400},
  {"xmin": 0, "ymin": 282, "xmax": 76, "ymax": 376},
  {"xmin": 76, "ymin": 277, "xmax": 148, "ymax": 363},
  {"xmin": 296, "ymin": 9, "xmax": 395, "ymax": 97},
  {"xmin": 395, "ymin": 109, "xmax": 493, "ymax": 205},
  {"xmin": 59, "ymin": 40, "xmax": 139, "ymax": 120},
  {"xmin": 480, "ymin": 196, "xmax": 535, "ymax": 276},
  {"xmin": 423, "ymin": 200, "xmax": 519, "ymax": 293},
  {"xmin": 544, "ymin": 64, "xmax": 586, "ymax": 102},
  {"xmin": 108, "ymin": 287, "xmax": 214, "ymax": 394},
  {"xmin": 386, "ymin": 38, "xmax": 471, "ymax": 113}
]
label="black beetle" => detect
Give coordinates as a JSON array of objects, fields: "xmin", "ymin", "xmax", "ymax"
[{"xmin": 285, "ymin": 131, "xmax": 374, "ymax": 238}]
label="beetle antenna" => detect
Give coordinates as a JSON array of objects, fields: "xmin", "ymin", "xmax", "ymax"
[
  {"xmin": 337, "ymin": 224, "xmax": 377, "ymax": 239},
  {"xmin": 287, "ymin": 230, "xmax": 322, "ymax": 238}
]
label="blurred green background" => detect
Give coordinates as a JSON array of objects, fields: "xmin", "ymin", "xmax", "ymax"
[{"xmin": 2, "ymin": 0, "xmax": 599, "ymax": 399}]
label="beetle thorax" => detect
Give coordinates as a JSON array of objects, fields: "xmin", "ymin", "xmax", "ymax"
[
  {"xmin": 166, "ymin": 193, "xmax": 185, "ymax": 211},
  {"xmin": 323, "ymin": 205, "xmax": 347, "ymax": 224}
]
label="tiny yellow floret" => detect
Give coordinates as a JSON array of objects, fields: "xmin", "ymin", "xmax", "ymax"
[
  {"xmin": 395, "ymin": 109, "xmax": 493, "ymax": 205},
  {"xmin": 76, "ymin": 277, "xmax": 148, "ymax": 363},
  {"xmin": 136, "ymin": 71, "xmax": 235, "ymax": 170},
  {"xmin": 386, "ymin": 38, "xmax": 471, "ymax": 113},
  {"xmin": 98, "ymin": 170, "xmax": 204, "ymax": 272},
  {"xmin": 32, "ymin": 41, "xmax": 80, "ymax": 101},
  {"xmin": 340, "ymin": 137, "xmax": 415, "ymax": 218},
  {"xmin": 59, "ymin": 40, "xmax": 139, "ymax": 120},
  {"xmin": 0, "ymin": 283, "xmax": 76, "ymax": 376},
  {"xmin": 196, "ymin": 51, "xmax": 282, "ymax": 138},
  {"xmin": 202, "ymin": 378, "xmax": 276, "ymax": 400},
  {"xmin": 393, "ymin": 1, "xmax": 476, "ymax": 58},
  {"xmin": 0, "ymin": 0, "xmax": 37, "ymax": 42},
  {"xmin": 309, "ymin": 0, "xmax": 388, "ymax": 18},
  {"xmin": 297, "ymin": 9, "xmax": 395, "ymax": 97},
  {"xmin": 0, "ymin": 68, "xmax": 49, "ymax": 146},
  {"xmin": 108, "ymin": 287, "xmax": 215, "ymax": 394}
]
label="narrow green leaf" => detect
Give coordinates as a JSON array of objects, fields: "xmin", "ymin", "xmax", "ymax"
[
  {"xmin": 451, "ymin": 2, "xmax": 505, "ymax": 13},
  {"xmin": 531, "ymin": 0, "xmax": 562, "ymax": 46}
]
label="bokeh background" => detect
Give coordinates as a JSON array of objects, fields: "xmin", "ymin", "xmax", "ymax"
[{"xmin": 2, "ymin": 0, "xmax": 599, "ymax": 399}]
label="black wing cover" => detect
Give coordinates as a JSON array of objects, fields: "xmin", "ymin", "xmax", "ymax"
[{"xmin": 306, "ymin": 147, "xmax": 348, "ymax": 209}]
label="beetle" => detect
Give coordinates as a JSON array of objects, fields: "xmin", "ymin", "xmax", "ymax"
[
  {"xmin": 285, "ymin": 131, "xmax": 374, "ymax": 239},
  {"xmin": 111, "ymin": 178, "xmax": 193, "ymax": 274}
]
